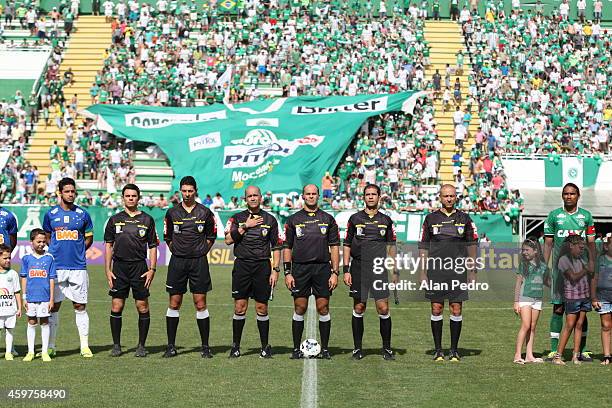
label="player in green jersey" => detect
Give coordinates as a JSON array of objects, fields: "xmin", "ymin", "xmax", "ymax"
[{"xmin": 543, "ymin": 183, "xmax": 596, "ymax": 361}]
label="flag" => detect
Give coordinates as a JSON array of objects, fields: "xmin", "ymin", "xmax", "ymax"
[
  {"xmin": 387, "ymin": 56, "xmax": 397, "ymax": 84},
  {"xmin": 84, "ymin": 92, "xmax": 426, "ymax": 199}
]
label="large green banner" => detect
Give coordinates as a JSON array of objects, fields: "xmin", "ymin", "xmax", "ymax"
[{"xmin": 84, "ymin": 92, "xmax": 425, "ymax": 199}]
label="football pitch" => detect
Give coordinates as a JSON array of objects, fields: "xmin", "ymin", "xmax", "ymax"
[{"xmin": 2, "ymin": 265, "xmax": 610, "ymax": 408}]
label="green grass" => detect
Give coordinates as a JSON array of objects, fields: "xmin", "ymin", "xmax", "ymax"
[{"xmin": 1, "ymin": 265, "xmax": 610, "ymax": 407}]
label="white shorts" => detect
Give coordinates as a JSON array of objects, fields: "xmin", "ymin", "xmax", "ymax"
[
  {"xmin": 26, "ymin": 302, "xmax": 50, "ymax": 318},
  {"xmin": 55, "ymin": 269, "xmax": 89, "ymax": 304},
  {"xmin": 0, "ymin": 315, "xmax": 17, "ymax": 329},
  {"xmin": 519, "ymin": 297, "xmax": 542, "ymax": 311}
]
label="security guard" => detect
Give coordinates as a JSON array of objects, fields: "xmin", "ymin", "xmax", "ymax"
[
  {"xmin": 225, "ymin": 186, "xmax": 282, "ymax": 358},
  {"xmin": 104, "ymin": 184, "xmax": 157, "ymax": 357},
  {"xmin": 163, "ymin": 176, "xmax": 217, "ymax": 358},
  {"xmin": 343, "ymin": 184, "xmax": 397, "ymax": 360},
  {"xmin": 419, "ymin": 184, "xmax": 478, "ymax": 362},
  {"xmin": 284, "ymin": 184, "xmax": 340, "ymax": 359}
]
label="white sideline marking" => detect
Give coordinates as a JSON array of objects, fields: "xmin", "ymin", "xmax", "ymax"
[{"xmin": 301, "ymin": 296, "xmax": 318, "ymax": 408}]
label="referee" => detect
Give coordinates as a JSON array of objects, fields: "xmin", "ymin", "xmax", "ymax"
[
  {"xmin": 284, "ymin": 184, "xmax": 340, "ymax": 359},
  {"xmin": 225, "ymin": 186, "xmax": 282, "ymax": 358},
  {"xmin": 343, "ymin": 184, "xmax": 397, "ymax": 360},
  {"xmin": 104, "ymin": 184, "xmax": 157, "ymax": 357},
  {"xmin": 163, "ymin": 176, "xmax": 217, "ymax": 358},
  {"xmin": 418, "ymin": 184, "xmax": 478, "ymax": 362}
]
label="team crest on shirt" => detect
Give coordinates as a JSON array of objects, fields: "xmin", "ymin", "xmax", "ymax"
[
  {"xmin": 139, "ymin": 229, "xmax": 146, "ymax": 237},
  {"xmin": 319, "ymin": 225, "xmax": 327, "ymax": 235},
  {"xmin": 296, "ymin": 226, "xmax": 304, "ymax": 237},
  {"xmin": 174, "ymin": 225, "xmax": 180, "ymax": 233},
  {"xmin": 197, "ymin": 225, "xmax": 204, "ymax": 233},
  {"xmin": 261, "ymin": 228, "xmax": 268, "ymax": 237},
  {"xmin": 64, "ymin": 215, "xmax": 70, "ymax": 224},
  {"xmin": 356, "ymin": 227, "xmax": 364, "ymax": 236},
  {"xmin": 576, "ymin": 220, "xmax": 585, "ymax": 227},
  {"xmin": 116, "ymin": 225, "xmax": 122, "ymax": 233},
  {"xmin": 457, "ymin": 226, "xmax": 465, "ymax": 235},
  {"xmin": 432, "ymin": 226, "xmax": 439, "ymax": 235},
  {"xmin": 379, "ymin": 229, "xmax": 386, "ymax": 237}
]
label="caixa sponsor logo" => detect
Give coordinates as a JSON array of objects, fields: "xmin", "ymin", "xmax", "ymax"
[
  {"xmin": 556, "ymin": 229, "xmax": 586, "ymax": 238},
  {"xmin": 224, "ymin": 129, "xmax": 324, "ymax": 169},
  {"xmin": 56, "ymin": 230, "xmax": 79, "ymax": 240}
]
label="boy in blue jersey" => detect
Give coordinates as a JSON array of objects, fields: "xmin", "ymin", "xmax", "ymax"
[
  {"xmin": 0, "ymin": 206, "xmax": 18, "ymax": 251},
  {"xmin": 20, "ymin": 229, "xmax": 56, "ymax": 362},
  {"xmin": 42, "ymin": 178, "xmax": 94, "ymax": 358}
]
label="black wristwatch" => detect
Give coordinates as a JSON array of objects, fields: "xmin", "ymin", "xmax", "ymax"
[
  {"xmin": 331, "ymin": 269, "xmax": 339, "ymax": 276},
  {"xmin": 283, "ymin": 262, "xmax": 292, "ymax": 276},
  {"xmin": 273, "ymin": 266, "xmax": 280, "ymax": 273}
]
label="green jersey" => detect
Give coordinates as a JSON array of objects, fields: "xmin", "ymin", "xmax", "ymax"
[
  {"xmin": 517, "ymin": 262, "xmax": 549, "ymax": 299},
  {"xmin": 544, "ymin": 207, "xmax": 595, "ymax": 257},
  {"xmin": 544, "ymin": 207, "xmax": 595, "ymax": 301}
]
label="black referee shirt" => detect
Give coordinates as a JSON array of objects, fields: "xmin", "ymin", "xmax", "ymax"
[
  {"xmin": 164, "ymin": 203, "xmax": 216, "ymax": 258},
  {"xmin": 104, "ymin": 211, "xmax": 158, "ymax": 262},
  {"xmin": 344, "ymin": 210, "xmax": 396, "ymax": 260},
  {"xmin": 226, "ymin": 209, "xmax": 283, "ymax": 261},
  {"xmin": 418, "ymin": 209, "xmax": 477, "ymax": 260},
  {"xmin": 284, "ymin": 208, "xmax": 339, "ymax": 264}
]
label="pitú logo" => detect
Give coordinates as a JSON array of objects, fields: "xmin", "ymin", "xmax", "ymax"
[{"xmin": 224, "ymin": 129, "xmax": 324, "ymax": 169}]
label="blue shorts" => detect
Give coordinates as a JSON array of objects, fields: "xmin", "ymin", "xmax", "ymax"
[
  {"xmin": 257, "ymin": 65, "xmax": 267, "ymax": 74},
  {"xmin": 565, "ymin": 300, "xmax": 592, "ymax": 314},
  {"xmin": 322, "ymin": 189, "xmax": 332, "ymax": 199},
  {"xmin": 596, "ymin": 301, "xmax": 612, "ymax": 314}
]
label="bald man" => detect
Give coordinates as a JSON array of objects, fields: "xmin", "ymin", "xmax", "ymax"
[
  {"xmin": 418, "ymin": 184, "xmax": 478, "ymax": 362},
  {"xmin": 284, "ymin": 184, "xmax": 340, "ymax": 359},
  {"xmin": 225, "ymin": 186, "xmax": 283, "ymax": 358}
]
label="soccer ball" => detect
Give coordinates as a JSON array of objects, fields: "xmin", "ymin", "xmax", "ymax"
[{"xmin": 300, "ymin": 338, "xmax": 321, "ymax": 358}]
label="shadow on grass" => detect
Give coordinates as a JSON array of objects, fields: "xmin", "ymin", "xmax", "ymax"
[{"xmin": 425, "ymin": 348, "xmax": 483, "ymax": 358}]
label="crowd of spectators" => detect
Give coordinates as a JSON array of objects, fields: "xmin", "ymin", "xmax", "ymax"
[
  {"xmin": 460, "ymin": 0, "xmax": 610, "ymax": 158},
  {"xmin": 3, "ymin": 1, "xmax": 609, "ymax": 222}
]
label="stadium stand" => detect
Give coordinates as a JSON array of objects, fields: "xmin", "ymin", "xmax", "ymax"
[{"xmin": 1, "ymin": 0, "xmax": 609, "ymax": 215}]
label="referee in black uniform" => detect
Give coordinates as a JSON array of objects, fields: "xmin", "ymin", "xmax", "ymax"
[
  {"xmin": 163, "ymin": 176, "xmax": 217, "ymax": 358},
  {"xmin": 225, "ymin": 186, "xmax": 282, "ymax": 358},
  {"xmin": 104, "ymin": 184, "xmax": 158, "ymax": 357},
  {"xmin": 418, "ymin": 184, "xmax": 478, "ymax": 362},
  {"xmin": 343, "ymin": 184, "xmax": 397, "ymax": 360},
  {"xmin": 284, "ymin": 184, "xmax": 340, "ymax": 359}
]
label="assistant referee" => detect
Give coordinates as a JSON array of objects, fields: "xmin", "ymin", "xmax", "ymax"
[
  {"xmin": 418, "ymin": 184, "xmax": 478, "ymax": 362},
  {"xmin": 284, "ymin": 184, "xmax": 340, "ymax": 359},
  {"xmin": 225, "ymin": 186, "xmax": 282, "ymax": 358},
  {"xmin": 104, "ymin": 184, "xmax": 158, "ymax": 358},
  {"xmin": 343, "ymin": 184, "xmax": 397, "ymax": 360},
  {"xmin": 163, "ymin": 176, "xmax": 217, "ymax": 358}
]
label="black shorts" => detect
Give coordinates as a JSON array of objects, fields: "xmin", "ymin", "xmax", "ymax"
[
  {"xmin": 109, "ymin": 260, "xmax": 150, "ymax": 300},
  {"xmin": 232, "ymin": 258, "xmax": 271, "ymax": 303},
  {"xmin": 424, "ymin": 273, "xmax": 468, "ymax": 303},
  {"xmin": 291, "ymin": 262, "xmax": 332, "ymax": 299},
  {"xmin": 166, "ymin": 255, "xmax": 212, "ymax": 295},
  {"xmin": 349, "ymin": 259, "xmax": 389, "ymax": 303}
]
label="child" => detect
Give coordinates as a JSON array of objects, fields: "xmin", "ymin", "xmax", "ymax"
[
  {"xmin": 0, "ymin": 244, "xmax": 22, "ymax": 360},
  {"xmin": 20, "ymin": 229, "xmax": 56, "ymax": 362},
  {"xmin": 591, "ymin": 233, "xmax": 612, "ymax": 365},
  {"xmin": 513, "ymin": 237, "xmax": 549, "ymax": 364},
  {"xmin": 553, "ymin": 235, "xmax": 591, "ymax": 365}
]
